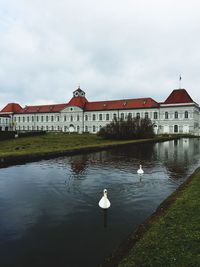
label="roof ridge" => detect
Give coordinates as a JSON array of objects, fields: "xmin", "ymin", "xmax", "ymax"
[{"xmin": 87, "ymin": 97, "xmax": 157, "ymax": 104}]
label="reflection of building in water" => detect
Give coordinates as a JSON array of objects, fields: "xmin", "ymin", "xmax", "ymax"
[
  {"xmin": 66, "ymin": 139, "xmax": 200, "ymax": 181},
  {"xmin": 69, "ymin": 143, "xmax": 156, "ymax": 172},
  {"xmin": 69, "ymin": 155, "xmax": 89, "ymax": 175},
  {"xmin": 155, "ymin": 139, "xmax": 200, "ymax": 179}
]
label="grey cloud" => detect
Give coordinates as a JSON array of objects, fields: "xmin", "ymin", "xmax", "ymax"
[{"xmin": 0, "ymin": 0, "xmax": 200, "ymax": 109}]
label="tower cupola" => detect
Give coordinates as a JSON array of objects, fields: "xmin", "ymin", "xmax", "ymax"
[{"xmin": 73, "ymin": 85, "xmax": 85, "ymax": 98}]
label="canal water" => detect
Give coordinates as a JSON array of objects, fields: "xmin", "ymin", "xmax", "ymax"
[{"xmin": 0, "ymin": 138, "xmax": 200, "ymax": 267}]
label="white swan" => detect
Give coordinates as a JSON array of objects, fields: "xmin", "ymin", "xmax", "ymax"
[
  {"xmin": 137, "ymin": 165, "xmax": 144, "ymax": 174},
  {"xmin": 98, "ymin": 189, "xmax": 111, "ymax": 209}
]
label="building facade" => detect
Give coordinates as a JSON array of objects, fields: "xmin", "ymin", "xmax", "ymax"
[{"xmin": 0, "ymin": 87, "xmax": 199, "ymax": 135}]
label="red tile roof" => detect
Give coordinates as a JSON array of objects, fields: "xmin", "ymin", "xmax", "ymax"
[
  {"xmin": 20, "ymin": 103, "xmax": 68, "ymax": 113},
  {"xmin": 67, "ymin": 96, "xmax": 88, "ymax": 108},
  {"xmin": 17, "ymin": 97, "xmax": 88, "ymax": 114},
  {"xmin": 164, "ymin": 89, "xmax": 194, "ymax": 104},
  {"xmin": 1, "ymin": 89, "xmax": 195, "ymax": 114},
  {"xmin": 85, "ymin": 98, "xmax": 159, "ymax": 111},
  {"xmin": 1, "ymin": 103, "xmax": 23, "ymax": 113}
]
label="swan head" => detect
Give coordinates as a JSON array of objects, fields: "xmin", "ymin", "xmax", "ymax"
[
  {"xmin": 103, "ymin": 189, "xmax": 107, "ymax": 196},
  {"xmin": 139, "ymin": 165, "xmax": 142, "ymax": 169}
]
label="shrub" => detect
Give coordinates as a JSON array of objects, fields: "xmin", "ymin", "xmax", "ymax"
[
  {"xmin": 97, "ymin": 116, "xmax": 155, "ymax": 140},
  {"xmin": 0, "ymin": 131, "xmax": 16, "ymax": 141}
]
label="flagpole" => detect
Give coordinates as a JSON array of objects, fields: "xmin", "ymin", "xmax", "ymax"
[{"xmin": 179, "ymin": 75, "xmax": 182, "ymax": 89}]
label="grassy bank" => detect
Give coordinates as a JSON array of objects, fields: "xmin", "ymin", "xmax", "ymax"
[
  {"xmin": 0, "ymin": 133, "xmax": 177, "ymax": 158},
  {"xmin": 116, "ymin": 168, "xmax": 200, "ymax": 267}
]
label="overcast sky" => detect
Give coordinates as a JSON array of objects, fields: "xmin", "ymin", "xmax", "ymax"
[{"xmin": 0, "ymin": 0, "xmax": 200, "ymax": 109}]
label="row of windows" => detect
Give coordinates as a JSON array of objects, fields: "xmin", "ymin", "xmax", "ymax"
[
  {"xmin": 15, "ymin": 115, "xmax": 82, "ymax": 123},
  {"xmin": 87, "ymin": 112, "xmax": 158, "ymax": 121},
  {"xmin": 16, "ymin": 125, "xmax": 102, "ymax": 133},
  {"xmin": 164, "ymin": 111, "xmax": 189, "ymax": 119},
  {"xmin": 14, "ymin": 111, "xmax": 158, "ymax": 124},
  {"xmin": 0, "ymin": 118, "xmax": 9, "ymax": 124},
  {"xmin": 15, "ymin": 115, "xmax": 60, "ymax": 123},
  {"xmin": 17, "ymin": 125, "xmax": 61, "ymax": 131},
  {"xmin": 13, "ymin": 110, "xmax": 190, "ymax": 123}
]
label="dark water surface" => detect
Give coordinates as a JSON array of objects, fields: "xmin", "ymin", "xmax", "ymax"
[{"xmin": 0, "ymin": 138, "xmax": 200, "ymax": 267}]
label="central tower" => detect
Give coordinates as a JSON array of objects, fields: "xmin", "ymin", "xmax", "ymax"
[{"xmin": 73, "ymin": 86, "xmax": 86, "ymax": 98}]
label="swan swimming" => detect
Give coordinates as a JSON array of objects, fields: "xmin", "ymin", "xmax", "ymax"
[
  {"xmin": 98, "ymin": 189, "xmax": 111, "ymax": 209},
  {"xmin": 137, "ymin": 165, "xmax": 144, "ymax": 174}
]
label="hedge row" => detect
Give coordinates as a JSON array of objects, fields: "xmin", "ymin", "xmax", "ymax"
[{"xmin": 0, "ymin": 131, "xmax": 46, "ymax": 141}]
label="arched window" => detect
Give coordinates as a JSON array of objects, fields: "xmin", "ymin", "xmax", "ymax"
[
  {"xmin": 136, "ymin": 113, "xmax": 140, "ymax": 119},
  {"xmin": 85, "ymin": 115, "xmax": 88, "ymax": 121},
  {"xmin": 85, "ymin": 126, "xmax": 88, "ymax": 132},
  {"xmin": 93, "ymin": 125, "xmax": 96, "ymax": 132},
  {"xmin": 175, "ymin": 111, "xmax": 178, "ymax": 119},
  {"xmin": 113, "ymin": 113, "xmax": 117, "ymax": 120},
  {"xmin": 99, "ymin": 114, "xmax": 102, "ymax": 121},
  {"xmin": 185, "ymin": 111, "xmax": 189, "ymax": 119},
  {"xmin": 106, "ymin": 114, "xmax": 109, "ymax": 121},
  {"xmin": 174, "ymin": 125, "xmax": 178, "ymax": 133},
  {"xmin": 128, "ymin": 113, "xmax": 132, "ymax": 118},
  {"xmin": 165, "ymin": 112, "xmax": 168, "ymax": 119},
  {"xmin": 77, "ymin": 115, "xmax": 80, "ymax": 121},
  {"xmin": 70, "ymin": 115, "xmax": 73, "ymax": 122},
  {"xmin": 93, "ymin": 114, "xmax": 96, "ymax": 121},
  {"xmin": 145, "ymin": 112, "xmax": 148, "ymax": 119},
  {"xmin": 77, "ymin": 125, "xmax": 80, "ymax": 132}
]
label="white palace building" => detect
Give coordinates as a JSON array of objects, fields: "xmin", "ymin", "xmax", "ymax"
[{"xmin": 0, "ymin": 87, "xmax": 199, "ymax": 135}]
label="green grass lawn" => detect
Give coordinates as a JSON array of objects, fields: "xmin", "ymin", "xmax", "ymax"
[
  {"xmin": 0, "ymin": 133, "xmax": 159, "ymax": 158},
  {"xmin": 118, "ymin": 168, "xmax": 200, "ymax": 267}
]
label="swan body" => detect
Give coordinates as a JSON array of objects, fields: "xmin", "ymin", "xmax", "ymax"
[
  {"xmin": 99, "ymin": 189, "xmax": 111, "ymax": 209},
  {"xmin": 137, "ymin": 165, "xmax": 144, "ymax": 174}
]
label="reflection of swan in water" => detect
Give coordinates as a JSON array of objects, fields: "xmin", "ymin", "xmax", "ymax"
[
  {"xmin": 99, "ymin": 189, "xmax": 111, "ymax": 209},
  {"xmin": 137, "ymin": 165, "xmax": 144, "ymax": 174},
  {"xmin": 103, "ymin": 209, "xmax": 108, "ymax": 228}
]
